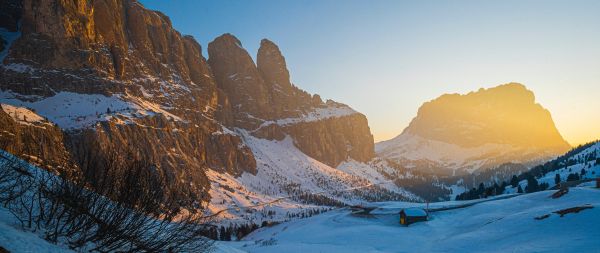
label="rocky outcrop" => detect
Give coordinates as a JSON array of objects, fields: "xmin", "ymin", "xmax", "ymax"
[
  {"xmin": 66, "ymin": 115, "xmax": 255, "ymax": 208},
  {"xmin": 0, "ymin": 104, "xmax": 76, "ymax": 177},
  {"xmin": 403, "ymin": 83, "xmax": 570, "ymax": 151},
  {"xmin": 3, "ymin": 0, "xmax": 218, "ymax": 107},
  {"xmin": 208, "ymin": 34, "xmax": 272, "ymax": 128},
  {"xmin": 257, "ymin": 39, "xmax": 320, "ymax": 118},
  {"xmin": 377, "ymin": 83, "xmax": 571, "ymax": 174},
  {"xmin": 0, "ymin": 0, "xmax": 377, "ymax": 209},
  {"xmin": 375, "ymin": 83, "xmax": 572, "ymax": 200},
  {"xmin": 0, "ymin": 0, "xmax": 255, "ymax": 209},
  {"xmin": 254, "ymin": 113, "xmax": 374, "ymax": 166},
  {"xmin": 208, "ymin": 35, "xmax": 374, "ymax": 166}
]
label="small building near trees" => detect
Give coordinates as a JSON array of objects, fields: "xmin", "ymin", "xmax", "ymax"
[{"xmin": 399, "ymin": 208, "xmax": 428, "ymax": 226}]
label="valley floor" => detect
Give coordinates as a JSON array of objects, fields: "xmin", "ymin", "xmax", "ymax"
[
  {"xmin": 222, "ymin": 186, "xmax": 600, "ymax": 253},
  {"xmin": 2, "ymin": 186, "xmax": 598, "ymax": 252}
]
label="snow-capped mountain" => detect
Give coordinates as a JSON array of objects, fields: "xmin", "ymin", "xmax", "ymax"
[
  {"xmin": 378, "ymin": 83, "xmax": 570, "ymax": 175},
  {"xmin": 376, "ymin": 83, "xmax": 572, "ymax": 200},
  {"xmin": 0, "ymin": 0, "xmax": 413, "ymax": 224}
]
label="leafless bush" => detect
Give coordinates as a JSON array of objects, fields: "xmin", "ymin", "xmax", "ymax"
[{"xmin": 0, "ymin": 150, "xmax": 214, "ymax": 252}]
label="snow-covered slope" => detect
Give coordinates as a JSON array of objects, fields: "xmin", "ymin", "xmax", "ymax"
[
  {"xmin": 203, "ymin": 130, "xmax": 418, "ymax": 224},
  {"xmin": 0, "ymin": 103, "xmax": 52, "ymax": 129},
  {"xmin": 0, "ymin": 87, "xmax": 411, "ymax": 224},
  {"xmin": 0, "ymin": 206, "xmax": 74, "ymax": 253},
  {"xmin": 0, "ymin": 90, "xmax": 182, "ymax": 130},
  {"xmin": 377, "ymin": 133, "xmax": 520, "ymax": 173},
  {"xmin": 254, "ymin": 102, "xmax": 357, "ymax": 130},
  {"xmin": 505, "ymin": 141, "xmax": 600, "ymax": 194},
  {"xmin": 227, "ymin": 187, "xmax": 600, "ymax": 252},
  {"xmin": 377, "ymin": 133, "xmax": 556, "ymax": 174},
  {"xmin": 375, "ymin": 133, "xmax": 569, "ymax": 201}
]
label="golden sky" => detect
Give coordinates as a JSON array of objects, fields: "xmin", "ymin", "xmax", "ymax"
[{"xmin": 143, "ymin": 0, "xmax": 600, "ymax": 146}]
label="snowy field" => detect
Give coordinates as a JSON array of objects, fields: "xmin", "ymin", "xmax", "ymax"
[
  {"xmin": 223, "ymin": 187, "xmax": 600, "ymax": 253},
  {"xmin": 2, "ymin": 185, "xmax": 598, "ymax": 252},
  {"xmin": 0, "ymin": 207, "xmax": 74, "ymax": 253}
]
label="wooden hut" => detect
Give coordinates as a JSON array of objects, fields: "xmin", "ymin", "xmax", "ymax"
[{"xmin": 399, "ymin": 208, "xmax": 428, "ymax": 226}]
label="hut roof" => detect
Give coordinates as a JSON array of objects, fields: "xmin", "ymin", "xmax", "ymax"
[{"xmin": 401, "ymin": 208, "xmax": 427, "ymax": 217}]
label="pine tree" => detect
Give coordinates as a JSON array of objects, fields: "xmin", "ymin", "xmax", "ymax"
[
  {"xmin": 517, "ymin": 185, "xmax": 523, "ymax": 193},
  {"xmin": 478, "ymin": 183, "xmax": 485, "ymax": 194},
  {"xmin": 525, "ymin": 176, "xmax": 539, "ymax": 193},
  {"xmin": 554, "ymin": 174, "xmax": 561, "ymax": 185},
  {"xmin": 510, "ymin": 175, "xmax": 519, "ymax": 187},
  {"xmin": 567, "ymin": 173, "xmax": 580, "ymax": 182},
  {"xmin": 219, "ymin": 226, "xmax": 226, "ymax": 241}
]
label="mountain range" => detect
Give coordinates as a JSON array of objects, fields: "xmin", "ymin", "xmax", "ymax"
[
  {"xmin": 376, "ymin": 83, "xmax": 571, "ymax": 200},
  {"xmin": 0, "ymin": 0, "xmax": 411, "ymax": 223},
  {"xmin": 0, "ymin": 0, "xmax": 579, "ymax": 218},
  {"xmin": 377, "ymin": 83, "xmax": 570, "ymax": 175}
]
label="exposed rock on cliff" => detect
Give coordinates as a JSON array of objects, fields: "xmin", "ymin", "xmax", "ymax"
[
  {"xmin": 0, "ymin": 0, "xmax": 255, "ymax": 209},
  {"xmin": 0, "ymin": 0, "xmax": 378, "ymax": 211},
  {"xmin": 377, "ymin": 83, "xmax": 571, "ymax": 174},
  {"xmin": 208, "ymin": 34, "xmax": 374, "ymax": 166},
  {"xmin": 404, "ymin": 83, "xmax": 569, "ymax": 150},
  {"xmin": 0, "ymin": 103, "xmax": 75, "ymax": 176}
]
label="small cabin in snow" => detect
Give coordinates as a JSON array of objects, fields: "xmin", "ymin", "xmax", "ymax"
[{"xmin": 399, "ymin": 208, "xmax": 428, "ymax": 226}]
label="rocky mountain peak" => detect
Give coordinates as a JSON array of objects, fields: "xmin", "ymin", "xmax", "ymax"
[
  {"xmin": 0, "ymin": 0, "xmax": 258, "ymax": 210},
  {"xmin": 257, "ymin": 38, "xmax": 292, "ymax": 89},
  {"xmin": 208, "ymin": 33, "xmax": 271, "ymax": 128},
  {"xmin": 207, "ymin": 33, "xmax": 253, "ymax": 62},
  {"xmin": 377, "ymin": 83, "xmax": 571, "ymax": 178},
  {"xmin": 0, "ymin": 0, "xmax": 378, "ymax": 211},
  {"xmin": 404, "ymin": 82, "xmax": 569, "ymax": 150}
]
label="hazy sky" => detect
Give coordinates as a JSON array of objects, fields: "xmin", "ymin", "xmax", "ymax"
[{"xmin": 141, "ymin": 0, "xmax": 600, "ymax": 145}]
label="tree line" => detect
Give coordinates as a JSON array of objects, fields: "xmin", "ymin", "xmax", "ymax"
[{"xmin": 456, "ymin": 141, "xmax": 598, "ymax": 201}]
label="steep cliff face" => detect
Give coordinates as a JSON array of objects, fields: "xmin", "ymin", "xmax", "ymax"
[
  {"xmin": 403, "ymin": 83, "xmax": 569, "ymax": 150},
  {"xmin": 256, "ymin": 39, "xmax": 321, "ymax": 119},
  {"xmin": 0, "ymin": 0, "xmax": 379, "ymax": 212},
  {"xmin": 208, "ymin": 35, "xmax": 374, "ymax": 166},
  {"xmin": 253, "ymin": 111, "xmax": 374, "ymax": 167},
  {"xmin": 0, "ymin": 104, "xmax": 77, "ymax": 177},
  {"xmin": 374, "ymin": 83, "xmax": 572, "ymax": 201},
  {"xmin": 0, "ymin": 0, "xmax": 255, "ymax": 209},
  {"xmin": 66, "ymin": 115, "xmax": 255, "ymax": 208},
  {"xmin": 377, "ymin": 83, "xmax": 571, "ymax": 174},
  {"xmin": 3, "ymin": 0, "xmax": 217, "ymax": 107}
]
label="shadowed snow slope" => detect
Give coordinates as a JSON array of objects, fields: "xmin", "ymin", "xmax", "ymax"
[
  {"xmin": 203, "ymin": 130, "xmax": 417, "ymax": 223},
  {"xmin": 0, "ymin": 207, "xmax": 74, "ymax": 253},
  {"xmin": 228, "ymin": 187, "xmax": 600, "ymax": 253}
]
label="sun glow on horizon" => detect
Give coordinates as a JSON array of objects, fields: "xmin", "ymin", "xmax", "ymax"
[{"xmin": 141, "ymin": 0, "xmax": 600, "ymax": 146}]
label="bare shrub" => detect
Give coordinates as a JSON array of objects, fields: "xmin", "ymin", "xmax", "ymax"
[{"xmin": 0, "ymin": 149, "xmax": 214, "ymax": 252}]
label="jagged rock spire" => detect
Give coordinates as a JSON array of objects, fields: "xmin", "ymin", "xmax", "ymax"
[{"xmin": 257, "ymin": 38, "xmax": 292, "ymax": 90}]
